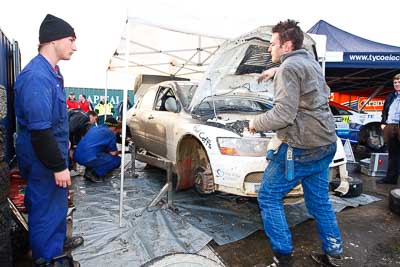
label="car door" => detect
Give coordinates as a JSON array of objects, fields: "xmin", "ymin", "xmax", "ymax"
[
  {"xmin": 145, "ymin": 86, "xmax": 179, "ymax": 158},
  {"xmin": 129, "ymin": 87, "xmax": 157, "ymax": 149}
]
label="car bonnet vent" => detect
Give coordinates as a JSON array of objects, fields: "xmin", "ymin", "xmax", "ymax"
[{"xmin": 235, "ymin": 44, "xmax": 280, "ymax": 75}]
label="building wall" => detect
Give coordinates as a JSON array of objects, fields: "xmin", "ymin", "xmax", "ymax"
[{"xmin": 65, "ymin": 87, "xmax": 134, "ymax": 117}]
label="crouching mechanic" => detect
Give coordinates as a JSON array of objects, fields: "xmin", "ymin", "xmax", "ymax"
[
  {"xmin": 73, "ymin": 117, "xmax": 121, "ymax": 183},
  {"xmin": 249, "ymin": 20, "xmax": 342, "ymax": 267},
  {"xmin": 14, "ymin": 14, "xmax": 82, "ymax": 266}
]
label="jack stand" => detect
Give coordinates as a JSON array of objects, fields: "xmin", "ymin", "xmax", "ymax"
[
  {"xmin": 135, "ymin": 159, "xmax": 175, "ymax": 217},
  {"xmin": 148, "ymin": 161, "xmax": 174, "ymax": 208},
  {"xmin": 125, "ymin": 141, "xmax": 138, "ymax": 178}
]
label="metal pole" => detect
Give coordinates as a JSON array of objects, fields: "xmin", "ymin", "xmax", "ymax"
[
  {"xmin": 104, "ymin": 70, "xmax": 108, "ymax": 122},
  {"xmin": 119, "ymin": 18, "xmax": 130, "ymax": 227},
  {"xmin": 167, "ymin": 162, "xmax": 173, "ymax": 207},
  {"xmin": 359, "ymin": 83, "xmax": 386, "ymax": 112}
]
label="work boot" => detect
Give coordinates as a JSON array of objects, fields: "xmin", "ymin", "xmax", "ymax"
[
  {"xmin": 84, "ymin": 168, "xmax": 102, "ymax": 183},
  {"xmin": 35, "ymin": 254, "xmax": 80, "ymax": 267},
  {"xmin": 52, "ymin": 254, "xmax": 80, "ymax": 267},
  {"xmin": 269, "ymin": 252, "xmax": 293, "ymax": 267},
  {"xmin": 310, "ymin": 252, "xmax": 342, "ymax": 267},
  {"xmin": 64, "ymin": 235, "xmax": 84, "ymax": 250}
]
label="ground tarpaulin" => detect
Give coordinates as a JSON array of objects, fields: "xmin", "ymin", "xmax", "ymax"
[{"xmin": 71, "ymin": 162, "xmax": 380, "ymax": 266}]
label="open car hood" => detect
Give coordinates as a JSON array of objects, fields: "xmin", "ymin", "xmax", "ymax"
[{"xmin": 189, "ymin": 25, "xmax": 317, "ymax": 111}]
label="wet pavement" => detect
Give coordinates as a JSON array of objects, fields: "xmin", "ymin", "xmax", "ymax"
[{"xmin": 212, "ymin": 171, "xmax": 400, "ymax": 266}]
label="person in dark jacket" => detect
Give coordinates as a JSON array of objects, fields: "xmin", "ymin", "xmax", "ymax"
[
  {"xmin": 73, "ymin": 117, "xmax": 121, "ymax": 183},
  {"xmin": 378, "ymin": 73, "xmax": 400, "ymax": 184},
  {"xmin": 68, "ymin": 110, "xmax": 98, "ymax": 146},
  {"xmin": 116, "ymin": 95, "xmax": 133, "ymax": 121},
  {"xmin": 13, "ymin": 14, "xmax": 81, "ymax": 266}
]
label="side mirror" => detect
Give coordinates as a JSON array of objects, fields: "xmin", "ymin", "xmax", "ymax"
[{"xmin": 164, "ymin": 98, "xmax": 178, "ymax": 113}]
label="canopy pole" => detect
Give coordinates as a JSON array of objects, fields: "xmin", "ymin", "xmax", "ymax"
[
  {"xmin": 119, "ymin": 18, "xmax": 130, "ymax": 227},
  {"xmin": 104, "ymin": 70, "xmax": 108, "ymax": 121}
]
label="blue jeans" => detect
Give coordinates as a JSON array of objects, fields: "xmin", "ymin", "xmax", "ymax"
[{"xmin": 258, "ymin": 142, "xmax": 342, "ymax": 256}]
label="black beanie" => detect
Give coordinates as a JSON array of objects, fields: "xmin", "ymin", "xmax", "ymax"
[
  {"xmin": 104, "ymin": 117, "xmax": 122, "ymax": 128},
  {"xmin": 39, "ymin": 14, "xmax": 76, "ymax": 44}
]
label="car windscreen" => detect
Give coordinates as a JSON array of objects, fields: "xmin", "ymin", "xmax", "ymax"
[
  {"xmin": 176, "ymin": 83, "xmax": 199, "ymax": 109},
  {"xmin": 192, "ymin": 97, "xmax": 272, "ymax": 116},
  {"xmin": 330, "ymin": 105, "xmax": 352, "ymax": 116}
]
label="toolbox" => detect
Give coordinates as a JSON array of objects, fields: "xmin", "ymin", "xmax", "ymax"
[{"xmin": 360, "ymin": 153, "xmax": 388, "ymax": 177}]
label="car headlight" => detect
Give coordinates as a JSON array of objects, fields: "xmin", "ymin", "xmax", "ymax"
[{"xmin": 217, "ymin": 137, "xmax": 270, "ymax": 157}]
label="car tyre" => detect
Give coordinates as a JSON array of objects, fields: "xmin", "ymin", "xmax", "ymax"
[
  {"xmin": 329, "ymin": 177, "xmax": 363, "ymax": 198},
  {"xmin": 389, "ymin": 188, "xmax": 400, "ymax": 216},
  {"xmin": 0, "ymin": 125, "xmax": 6, "ymax": 163},
  {"xmin": 0, "ymin": 162, "xmax": 10, "ymax": 203},
  {"xmin": 0, "ymin": 201, "xmax": 12, "ymax": 267},
  {"xmin": 194, "ymin": 167, "xmax": 214, "ymax": 194}
]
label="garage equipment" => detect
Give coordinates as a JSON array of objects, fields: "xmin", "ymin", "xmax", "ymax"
[
  {"xmin": 128, "ymin": 142, "xmax": 175, "ymax": 215},
  {"xmin": 360, "ymin": 153, "xmax": 388, "ymax": 177}
]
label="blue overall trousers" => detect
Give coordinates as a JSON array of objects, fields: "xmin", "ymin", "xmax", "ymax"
[
  {"xmin": 258, "ymin": 142, "xmax": 343, "ymax": 256},
  {"xmin": 14, "ymin": 54, "xmax": 69, "ymax": 261},
  {"xmin": 73, "ymin": 125, "xmax": 121, "ymax": 177}
]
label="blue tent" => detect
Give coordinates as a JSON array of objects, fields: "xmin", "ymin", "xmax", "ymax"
[{"xmin": 308, "ymin": 20, "xmax": 400, "ymax": 92}]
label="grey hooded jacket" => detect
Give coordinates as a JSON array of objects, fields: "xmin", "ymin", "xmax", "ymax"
[{"xmin": 253, "ymin": 49, "xmax": 337, "ymax": 149}]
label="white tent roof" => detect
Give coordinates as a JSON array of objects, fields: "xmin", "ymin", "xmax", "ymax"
[{"xmin": 108, "ymin": 17, "xmax": 228, "ymax": 80}]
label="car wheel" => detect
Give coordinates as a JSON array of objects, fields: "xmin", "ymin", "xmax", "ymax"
[
  {"xmin": 176, "ymin": 137, "xmax": 214, "ymax": 192},
  {"xmin": 329, "ymin": 177, "xmax": 363, "ymax": 198},
  {"xmin": 0, "ymin": 125, "xmax": 6, "ymax": 162},
  {"xmin": 358, "ymin": 123, "xmax": 385, "ymax": 151},
  {"xmin": 142, "ymin": 253, "xmax": 223, "ymax": 267},
  {"xmin": 194, "ymin": 167, "xmax": 214, "ymax": 194},
  {"xmin": 389, "ymin": 188, "xmax": 400, "ymax": 216},
  {"xmin": 0, "ymin": 201, "xmax": 12, "ymax": 266}
]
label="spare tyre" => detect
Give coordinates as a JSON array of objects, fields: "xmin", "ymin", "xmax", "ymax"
[
  {"xmin": 329, "ymin": 177, "xmax": 363, "ymax": 198},
  {"xmin": 389, "ymin": 188, "xmax": 400, "ymax": 215},
  {"xmin": 0, "ymin": 202, "xmax": 12, "ymax": 267},
  {"xmin": 0, "ymin": 162, "xmax": 10, "ymax": 203},
  {"xmin": 0, "ymin": 125, "xmax": 6, "ymax": 163}
]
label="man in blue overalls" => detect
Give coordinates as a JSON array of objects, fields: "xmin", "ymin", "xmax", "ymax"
[
  {"xmin": 73, "ymin": 117, "xmax": 121, "ymax": 183},
  {"xmin": 14, "ymin": 14, "xmax": 81, "ymax": 266}
]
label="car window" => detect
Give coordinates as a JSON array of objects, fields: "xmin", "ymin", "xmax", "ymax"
[
  {"xmin": 155, "ymin": 87, "xmax": 176, "ymax": 111},
  {"xmin": 330, "ymin": 105, "xmax": 352, "ymax": 116},
  {"xmin": 140, "ymin": 89, "xmax": 157, "ymax": 110},
  {"xmin": 176, "ymin": 83, "xmax": 198, "ymax": 109},
  {"xmin": 193, "ymin": 97, "xmax": 271, "ymax": 116}
]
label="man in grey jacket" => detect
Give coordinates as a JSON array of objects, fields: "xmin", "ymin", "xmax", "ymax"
[{"xmin": 249, "ymin": 20, "xmax": 342, "ymax": 267}]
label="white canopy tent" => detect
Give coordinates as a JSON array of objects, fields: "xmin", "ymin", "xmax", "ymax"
[{"xmin": 107, "ymin": 16, "xmax": 229, "ymax": 226}]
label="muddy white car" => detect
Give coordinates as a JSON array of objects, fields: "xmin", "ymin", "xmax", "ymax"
[{"xmin": 127, "ymin": 26, "xmax": 347, "ymax": 197}]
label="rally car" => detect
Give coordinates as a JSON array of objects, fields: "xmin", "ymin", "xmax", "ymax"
[
  {"xmin": 126, "ymin": 26, "xmax": 348, "ymax": 197},
  {"xmin": 330, "ymin": 101, "xmax": 384, "ymax": 151}
]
